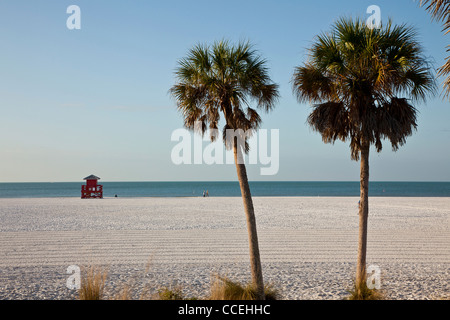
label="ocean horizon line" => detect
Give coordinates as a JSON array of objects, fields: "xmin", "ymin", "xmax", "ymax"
[
  {"xmin": 1, "ymin": 180, "xmax": 449, "ymax": 184},
  {"xmin": 0, "ymin": 181, "xmax": 449, "ymax": 198}
]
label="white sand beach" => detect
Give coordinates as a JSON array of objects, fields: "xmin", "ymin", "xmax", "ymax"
[{"xmin": 0, "ymin": 196, "xmax": 449, "ymax": 300}]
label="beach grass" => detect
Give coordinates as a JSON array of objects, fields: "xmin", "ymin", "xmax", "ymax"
[
  {"xmin": 157, "ymin": 286, "xmax": 186, "ymax": 300},
  {"xmin": 346, "ymin": 281, "xmax": 384, "ymax": 300},
  {"xmin": 209, "ymin": 275, "xmax": 280, "ymax": 300},
  {"xmin": 77, "ymin": 264, "xmax": 279, "ymax": 300},
  {"xmin": 78, "ymin": 266, "xmax": 108, "ymax": 300}
]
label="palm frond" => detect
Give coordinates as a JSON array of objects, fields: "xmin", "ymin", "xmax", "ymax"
[
  {"xmin": 377, "ymin": 98, "xmax": 418, "ymax": 152},
  {"xmin": 292, "ymin": 64, "xmax": 333, "ymax": 103},
  {"xmin": 307, "ymin": 102, "xmax": 349, "ymax": 144},
  {"xmin": 420, "ymin": 0, "xmax": 450, "ymax": 97},
  {"xmin": 421, "ymin": 0, "xmax": 450, "ymax": 33}
]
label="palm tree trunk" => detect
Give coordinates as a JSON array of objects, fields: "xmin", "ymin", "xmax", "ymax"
[
  {"xmin": 356, "ymin": 143, "xmax": 370, "ymax": 292},
  {"xmin": 233, "ymin": 142, "xmax": 265, "ymax": 300}
]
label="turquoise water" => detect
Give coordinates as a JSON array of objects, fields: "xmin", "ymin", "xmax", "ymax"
[{"xmin": 0, "ymin": 181, "xmax": 449, "ymax": 198}]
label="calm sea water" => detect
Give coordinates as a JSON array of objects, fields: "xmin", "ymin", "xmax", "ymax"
[{"xmin": 0, "ymin": 181, "xmax": 449, "ymax": 198}]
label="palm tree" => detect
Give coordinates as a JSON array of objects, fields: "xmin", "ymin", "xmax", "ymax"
[
  {"xmin": 169, "ymin": 40, "xmax": 279, "ymax": 300},
  {"xmin": 420, "ymin": 0, "xmax": 450, "ymax": 98},
  {"xmin": 292, "ymin": 18, "xmax": 435, "ymax": 294}
]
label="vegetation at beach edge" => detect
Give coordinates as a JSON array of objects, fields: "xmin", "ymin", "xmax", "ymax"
[
  {"xmin": 346, "ymin": 281, "xmax": 385, "ymax": 300},
  {"xmin": 76, "ymin": 265, "xmax": 280, "ymax": 301},
  {"xmin": 76, "ymin": 264, "xmax": 395, "ymax": 301}
]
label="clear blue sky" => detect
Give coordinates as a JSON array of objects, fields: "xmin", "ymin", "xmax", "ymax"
[{"xmin": 0, "ymin": 0, "xmax": 449, "ymax": 182}]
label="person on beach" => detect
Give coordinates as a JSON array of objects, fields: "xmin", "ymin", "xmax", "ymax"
[
  {"xmin": 206, "ymin": 190, "xmax": 209, "ymax": 197},
  {"xmin": 203, "ymin": 191, "xmax": 205, "ymax": 197}
]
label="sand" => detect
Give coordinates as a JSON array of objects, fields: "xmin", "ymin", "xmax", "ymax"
[{"xmin": 0, "ymin": 196, "xmax": 449, "ymax": 300}]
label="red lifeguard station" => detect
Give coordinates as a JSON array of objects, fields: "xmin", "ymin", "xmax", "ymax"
[{"xmin": 81, "ymin": 175, "xmax": 103, "ymax": 199}]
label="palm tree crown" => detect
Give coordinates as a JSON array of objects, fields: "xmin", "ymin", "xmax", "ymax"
[
  {"xmin": 170, "ymin": 40, "xmax": 279, "ymax": 151},
  {"xmin": 293, "ymin": 18, "xmax": 436, "ymax": 160}
]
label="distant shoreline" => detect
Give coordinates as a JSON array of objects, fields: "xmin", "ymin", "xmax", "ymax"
[
  {"xmin": 1, "ymin": 181, "xmax": 449, "ymax": 198},
  {"xmin": 2, "ymin": 195, "xmax": 450, "ymax": 199}
]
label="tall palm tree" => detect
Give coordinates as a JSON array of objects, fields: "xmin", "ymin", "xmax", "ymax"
[
  {"xmin": 170, "ymin": 40, "xmax": 279, "ymax": 300},
  {"xmin": 420, "ymin": 0, "xmax": 450, "ymax": 98},
  {"xmin": 292, "ymin": 18, "xmax": 435, "ymax": 294}
]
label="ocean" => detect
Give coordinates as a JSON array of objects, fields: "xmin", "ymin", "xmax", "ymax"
[{"xmin": 0, "ymin": 181, "xmax": 449, "ymax": 198}]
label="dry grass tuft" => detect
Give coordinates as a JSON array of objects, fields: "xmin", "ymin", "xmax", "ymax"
[
  {"xmin": 346, "ymin": 281, "xmax": 385, "ymax": 300},
  {"xmin": 76, "ymin": 263, "xmax": 280, "ymax": 301},
  {"xmin": 157, "ymin": 286, "xmax": 185, "ymax": 300},
  {"xmin": 209, "ymin": 275, "xmax": 280, "ymax": 300},
  {"xmin": 78, "ymin": 266, "xmax": 108, "ymax": 300}
]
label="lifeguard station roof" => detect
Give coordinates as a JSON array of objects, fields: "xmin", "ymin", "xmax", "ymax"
[{"xmin": 84, "ymin": 175, "xmax": 101, "ymax": 180}]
